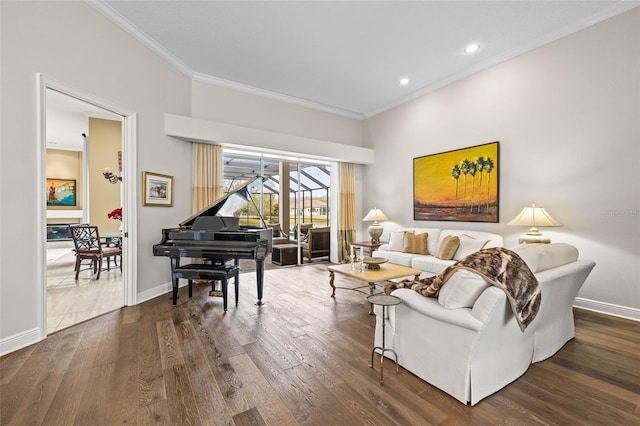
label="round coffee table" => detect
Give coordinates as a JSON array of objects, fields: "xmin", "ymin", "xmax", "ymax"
[{"xmin": 367, "ymin": 293, "xmax": 402, "ymax": 385}]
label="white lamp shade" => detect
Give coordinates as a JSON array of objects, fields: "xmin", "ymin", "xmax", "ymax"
[
  {"xmin": 507, "ymin": 203, "xmax": 561, "ymax": 228},
  {"xmin": 508, "ymin": 202, "xmax": 561, "ymax": 243},
  {"xmin": 363, "ymin": 207, "xmax": 389, "ymax": 223}
]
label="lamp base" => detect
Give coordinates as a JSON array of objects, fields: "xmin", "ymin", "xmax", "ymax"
[
  {"xmin": 519, "ymin": 235, "xmax": 551, "ymax": 244},
  {"xmin": 368, "ymin": 224, "xmax": 383, "ymax": 244}
]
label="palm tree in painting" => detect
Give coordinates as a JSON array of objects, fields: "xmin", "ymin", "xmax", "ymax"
[
  {"xmin": 451, "ymin": 165, "xmax": 461, "ymax": 208},
  {"xmin": 484, "ymin": 157, "xmax": 495, "ymax": 212},
  {"xmin": 468, "ymin": 161, "xmax": 477, "ymax": 212},
  {"xmin": 476, "ymin": 157, "xmax": 486, "ymax": 212},
  {"xmin": 460, "ymin": 159, "xmax": 471, "ymax": 210}
]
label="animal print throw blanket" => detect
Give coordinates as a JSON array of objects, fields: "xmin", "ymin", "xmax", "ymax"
[{"xmin": 383, "ymin": 247, "xmax": 541, "ymax": 332}]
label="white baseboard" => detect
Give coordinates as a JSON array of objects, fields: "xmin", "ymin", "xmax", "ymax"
[
  {"xmin": 0, "ymin": 327, "xmax": 42, "ymax": 357},
  {"xmin": 135, "ymin": 280, "xmax": 189, "ymax": 305},
  {"xmin": 136, "ymin": 281, "xmax": 171, "ymax": 304},
  {"xmin": 574, "ymin": 297, "xmax": 640, "ymax": 321}
]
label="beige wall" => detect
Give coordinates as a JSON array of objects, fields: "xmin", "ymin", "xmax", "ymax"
[
  {"xmin": 363, "ymin": 8, "xmax": 640, "ymax": 315},
  {"xmin": 89, "ymin": 118, "xmax": 122, "ymax": 233}
]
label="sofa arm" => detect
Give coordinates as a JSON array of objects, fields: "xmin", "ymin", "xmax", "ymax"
[{"xmin": 391, "ymin": 288, "xmax": 484, "ymax": 331}]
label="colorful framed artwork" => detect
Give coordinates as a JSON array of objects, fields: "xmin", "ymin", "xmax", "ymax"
[
  {"xmin": 46, "ymin": 178, "xmax": 77, "ymax": 206},
  {"xmin": 413, "ymin": 141, "xmax": 499, "ymax": 222},
  {"xmin": 142, "ymin": 171, "xmax": 174, "ymax": 207}
]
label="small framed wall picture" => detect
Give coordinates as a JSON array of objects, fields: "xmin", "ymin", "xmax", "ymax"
[
  {"xmin": 46, "ymin": 178, "xmax": 77, "ymax": 206},
  {"xmin": 142, "ymin": 171, "xmax": 173, "ymax": 207}
]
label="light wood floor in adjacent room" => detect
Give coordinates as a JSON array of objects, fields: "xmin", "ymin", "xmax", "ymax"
[{"xmin": 2, "ymin": 264, "xmax": 638, "ymax": 425}]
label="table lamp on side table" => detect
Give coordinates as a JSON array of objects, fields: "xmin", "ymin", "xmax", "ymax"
[{"xmin": 363, "ymin": 207, "xmax": 389, "ymax": 244}]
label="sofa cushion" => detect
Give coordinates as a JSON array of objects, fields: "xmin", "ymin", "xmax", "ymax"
[
  {"xmin": 537, "ymin": 243, "xmax": 579, "ymax": 272},
  {"xmin": 388, "ymin": 231, "xmax": 407, "ymax": 251},
  {"xmin": 410, "ymin": 256, "xmax": 455, "ymax": 275},
  {"xmin": 453, "ymin": 234, "xmax": 489, "ymax": 261},
  {"xmin": 403, "ymin": 232, "xmax": 428, "ymax": 255},
  {"xmin": 512, "ymin": 243, "xmax": 579, "ymax": 273},
  {"xmin": 436, "ymin": 235, "xmax": 460, "ymax": 260},
  {"xmin": 375, "ymin": 250, "xmax": 415, "ymax": 267},
  {"xmin": 510, "ymin": 244, "xmax": 540, "ymax": 273},
  {"xmin": 438, "ymin": 270, "xmax": 491, "ymax": 309}
]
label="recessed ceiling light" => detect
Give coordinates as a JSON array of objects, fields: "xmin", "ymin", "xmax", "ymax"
[
  {"xmin": 464, "ymin": 43, "xmax": 480, "ymax": 54},
  {"xmin": 399, "ymin": 77, "xmax": 410, "ymax": 85}
]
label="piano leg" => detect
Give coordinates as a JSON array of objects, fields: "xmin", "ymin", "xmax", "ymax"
[
  {"xmin": 256, "ymin": 258, "xmax": 265, "ymax": 305},
  {"xmin": 171, "ymin": 257, "xmax": 179, "ymax": 305}
]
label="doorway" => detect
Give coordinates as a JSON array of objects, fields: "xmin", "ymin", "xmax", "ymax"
[{"xmin": 39, "ymin": 78, "xmax": 136, "ymax": 335}]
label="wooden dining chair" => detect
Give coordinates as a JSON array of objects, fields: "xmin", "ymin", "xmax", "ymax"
[{"xmin": 69, "ymin": 224, "xmax": 122, "ymax": 280}]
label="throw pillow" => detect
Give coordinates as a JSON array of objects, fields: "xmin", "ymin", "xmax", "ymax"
[
  {"xmin": 438, "ymin": 270, "xmax": 491, "ymax": 309},
  {"xmin": 403, "ymin": 232, "xmax": 428, "ymax": 255},
  {"xmin": 435, "ymin": 235, "xmax": 460, "ymax": 260},
  {"xmin": 388, "ymin": 231, "xmax": 406, "ymax": 252},
  {"xmin": 453, "ymin": 234, "xmax": 489, "ymax": 261}
]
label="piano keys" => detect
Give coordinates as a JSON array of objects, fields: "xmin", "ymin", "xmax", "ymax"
[{"xmin": 153, "ymin": 176, "xmax": 273, "ymax": 305}]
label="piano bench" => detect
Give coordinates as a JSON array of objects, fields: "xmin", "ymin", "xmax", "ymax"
[{"xmin": 171, "ymin": 264, "xmax": 240, "ymax": 310}]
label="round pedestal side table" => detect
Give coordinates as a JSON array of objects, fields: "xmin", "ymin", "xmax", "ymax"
[{"xmin": 367, "ymin": 293, "xmax": 402, "ymax": 385}]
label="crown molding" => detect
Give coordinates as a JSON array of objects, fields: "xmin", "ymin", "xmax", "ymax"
[
  {"xmin": 87, "ymin": 0, "xmax": 195, "ymax": 78},
  {"xmin": 192, "ymin": 73, "xmax": 364, "ymax": 120}
]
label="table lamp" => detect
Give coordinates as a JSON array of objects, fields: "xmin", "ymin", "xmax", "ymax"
[
  {"xmin": 507, "ymin": 202, "xmax": 561, "ymax": 243},
  {"xmin": 363, "ymin": 207, "xmax": 389, "ymax": 244}
]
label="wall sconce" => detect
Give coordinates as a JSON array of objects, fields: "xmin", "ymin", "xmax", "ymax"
[
  {"xmin": 103, "ymin": 168, "xmax": 122, "ymax": 184},
  {"xmin": 507, "ymin": 202, "xmax": 561, "ymax": 243},
  {"xmin": 363, "ymin": 207, "xmax": 389, "ymax": 244}
]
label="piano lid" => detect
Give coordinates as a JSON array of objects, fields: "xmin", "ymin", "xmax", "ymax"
[{"xmin": 180, "ymin": 176, "xmax": 267, "ymax": 228}]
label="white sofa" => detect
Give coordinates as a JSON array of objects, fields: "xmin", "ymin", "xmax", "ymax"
[
  {"xmin": 373, "ymin": 228, "xmax": 504, "ymax": 276},
  {"xmin": 372, "ymin": 243, "xmax": 595, "ymax": 405}
]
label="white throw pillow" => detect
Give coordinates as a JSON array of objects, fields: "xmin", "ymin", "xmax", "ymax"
[
  {"xmin": 438, "ymin": 269, "xmax": 491, "ymax": 309},
  {"xmin": 388, "ymin": 231, "xmax": 406, "ymax": 252},
  {"xmin": 453, "ymin": 234, "xmax": 489, "ymax": 261}
]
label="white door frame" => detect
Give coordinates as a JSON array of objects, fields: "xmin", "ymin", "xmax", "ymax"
[{"xmin": 36, "ymin": 74, "xmax": 138, "ymax": 338}]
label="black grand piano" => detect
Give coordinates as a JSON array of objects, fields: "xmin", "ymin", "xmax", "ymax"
[{"xmin": 153, "ymin": 176, "xmax": 273, "ymax": 305}]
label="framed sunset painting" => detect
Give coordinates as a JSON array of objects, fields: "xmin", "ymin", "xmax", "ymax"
[{"xmin": 413, "ymin": 141, "xmax": 499, "ymax": 222}]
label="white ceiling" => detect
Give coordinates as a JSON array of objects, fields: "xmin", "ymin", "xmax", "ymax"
[
  {"xmin": 91, "ymin": 0, "xmax": 639, "ymax": 119},
  {"xmin": 46, "ymin": 89, "xmax": 121, "ymax": 151}
]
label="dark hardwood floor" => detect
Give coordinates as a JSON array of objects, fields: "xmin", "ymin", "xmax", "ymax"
[{"xmin": 1, "ymin": 263, "xmax": 638, "ymax": 425}]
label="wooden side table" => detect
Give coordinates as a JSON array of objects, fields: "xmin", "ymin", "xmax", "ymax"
[
  {"xmin": 367, "ymin": 293, "xmax": 402, "ymax": 385},
  {"xmin": 350, "ymin": 241, "xmax": 384, "ymax": 257}
]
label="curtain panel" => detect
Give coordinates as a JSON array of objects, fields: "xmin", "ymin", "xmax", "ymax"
[
  {"xmin": 337, "ymin": 162, "xmax": 356, "ymax": 263},
  {"xmin": 192, "ymin": 143, "xmax": 223, "ymax": 213}
]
